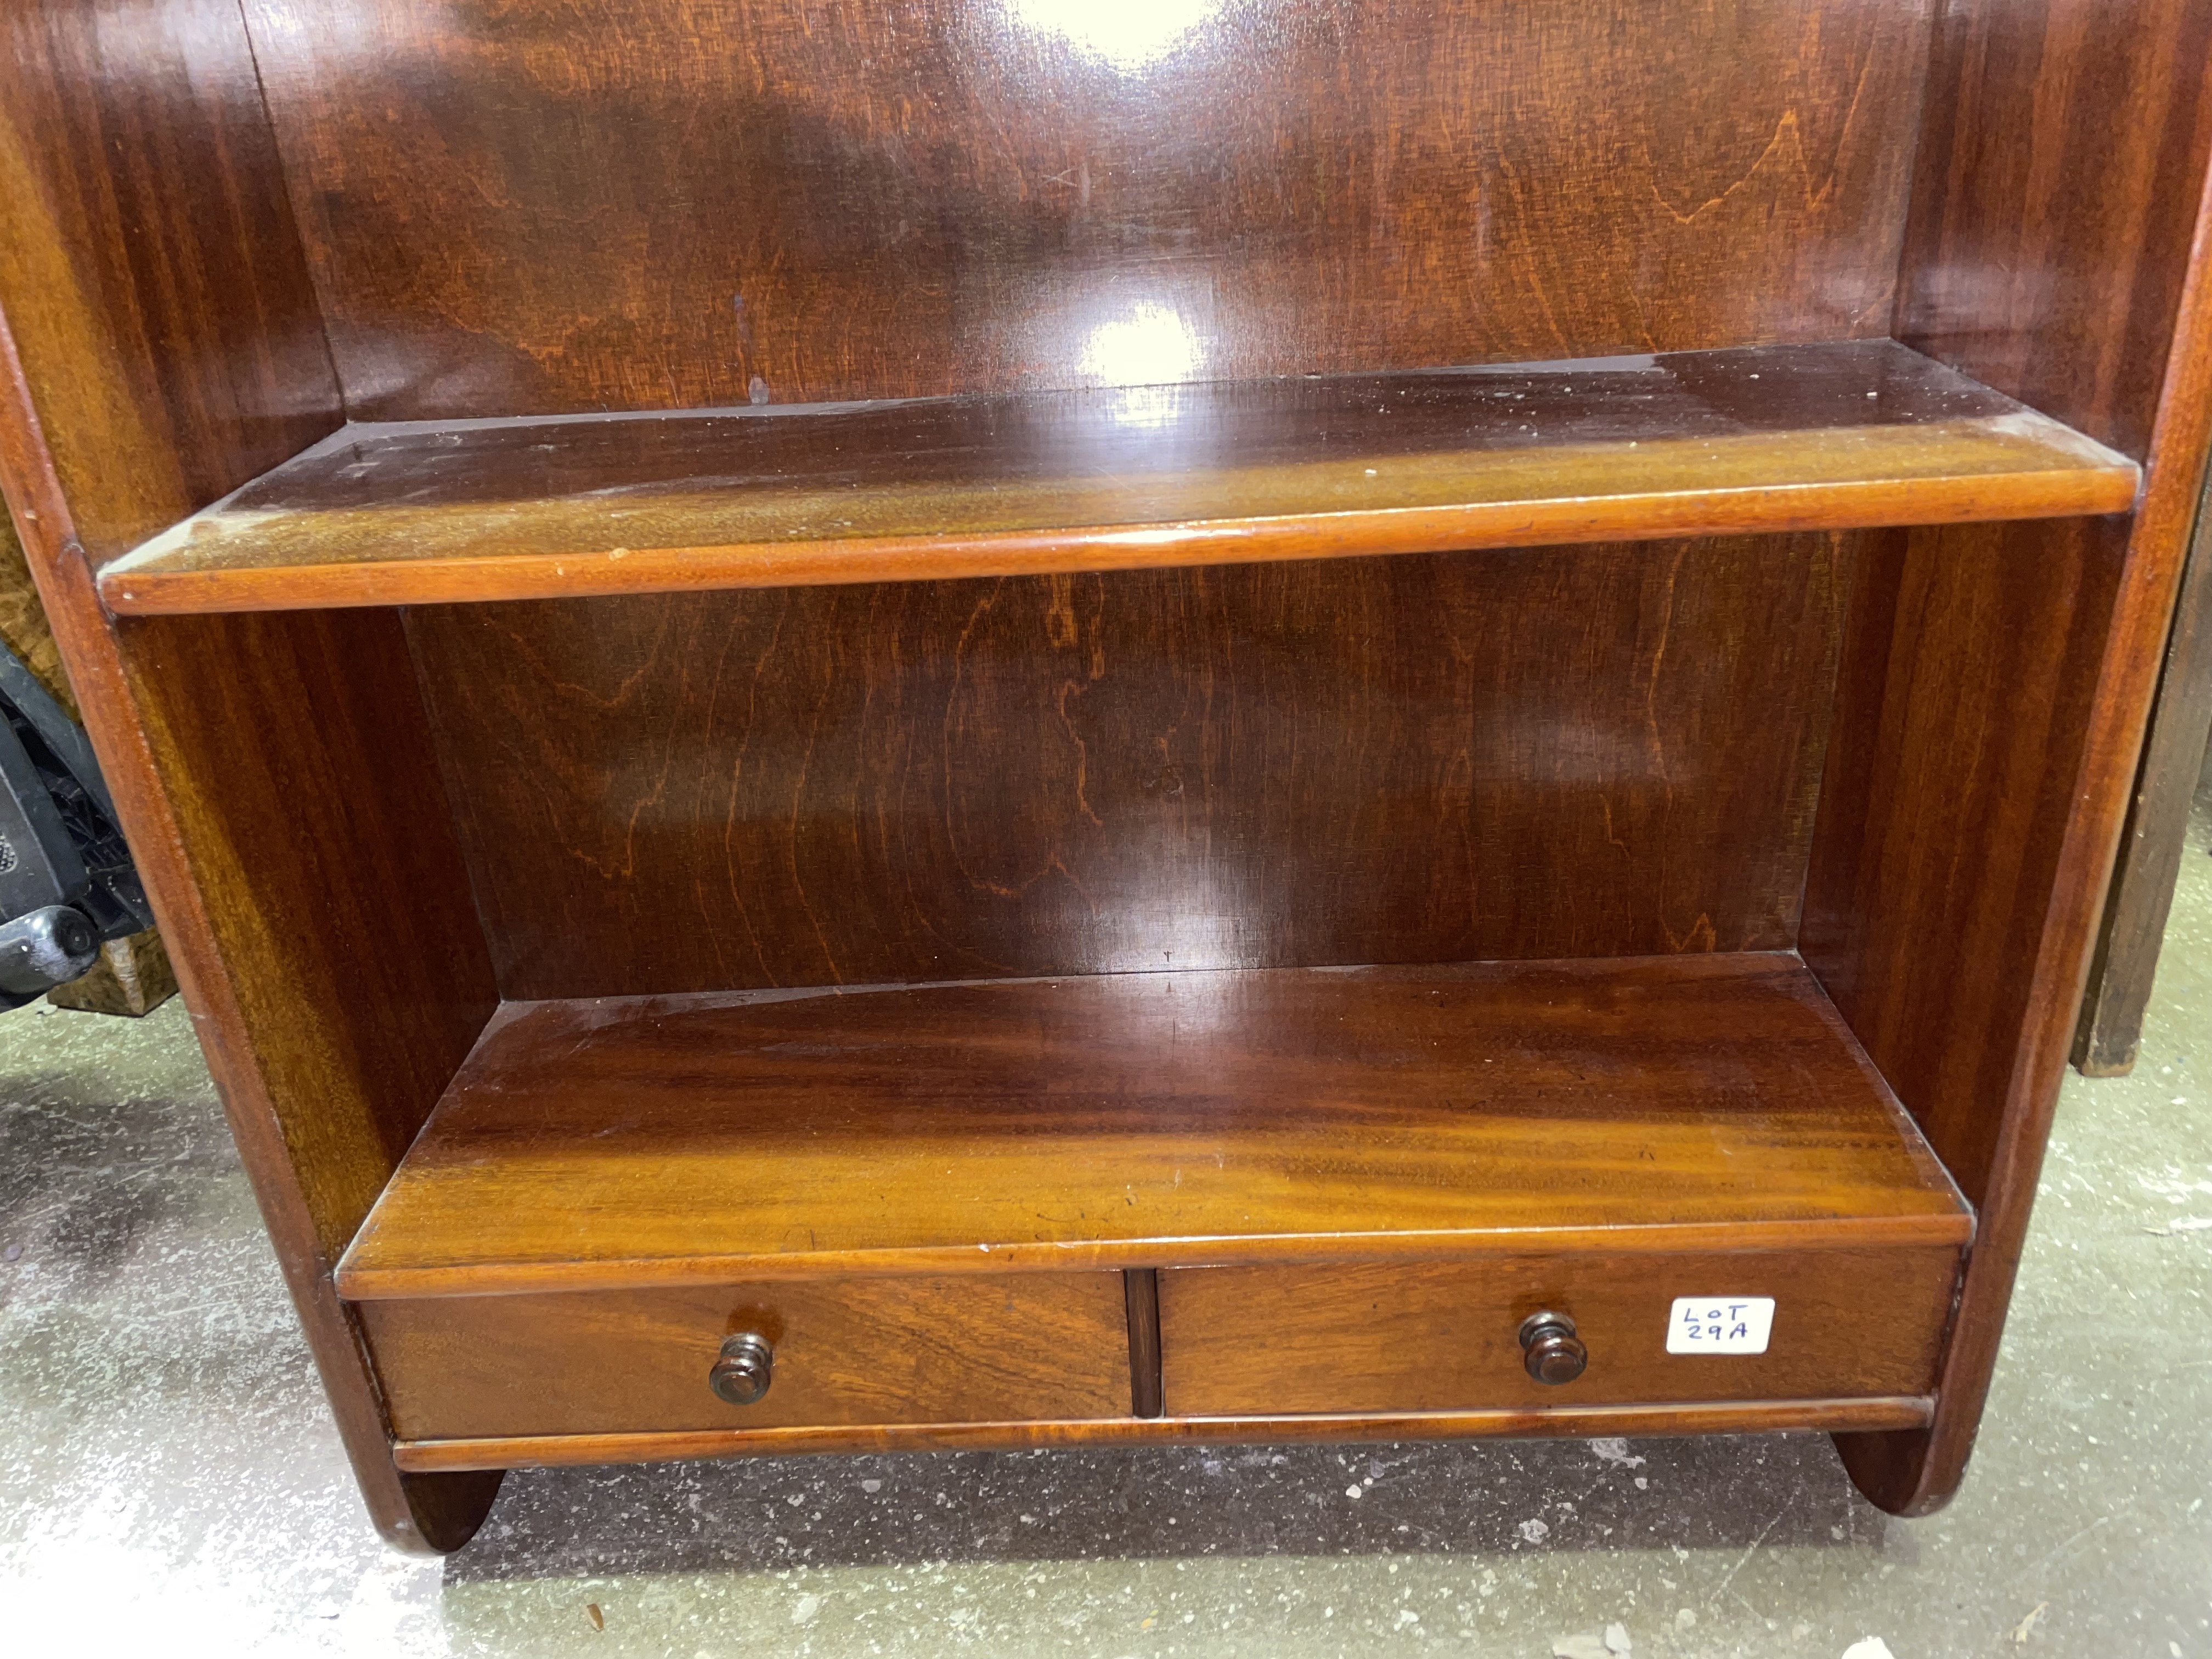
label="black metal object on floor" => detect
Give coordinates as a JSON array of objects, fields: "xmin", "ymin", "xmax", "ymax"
[{"xmin": 0, "ymin": 639, "xmax": 153, "ymax": 1008}]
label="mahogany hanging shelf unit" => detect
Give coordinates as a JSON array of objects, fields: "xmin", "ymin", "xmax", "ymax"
[{"xmin": 2, "ymin": 0, "xmax": 2208, "ymax": 1550}]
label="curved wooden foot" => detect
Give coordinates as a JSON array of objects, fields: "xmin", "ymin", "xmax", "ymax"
[
  {"xmin": 1834, "ymin": 1425, "xmax": 1963, "ymax": 1517},
  {"xmin": 370, "ymin": 1469, "xmax": 507, "ymax": 1555}
]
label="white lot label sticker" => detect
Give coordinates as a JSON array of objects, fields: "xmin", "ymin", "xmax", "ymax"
[{"xmin": 1666, "ymin": 1296, "xmax": 1775, "ymax": 1355}]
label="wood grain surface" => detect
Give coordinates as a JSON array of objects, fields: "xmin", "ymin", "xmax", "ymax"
[
  {"xmin": 97, "ymin": 342, "xmax": 2137, "ymax": 614},
  {"xmin": 407, "ymin": 537, "xmax": 1849, "ymax": 1000},
  {"xmin": 0, "ymin": 0, "xmax": 337, "ymax": 565},
  {"xmin": 244, "ymin": 0, "xmax": 1931, "ymax": 420},
  {"xmin": 362, "ymin": 1273, "xmax": 1132, "ymax": 1441},
  {"xmin": 388, "ymin": 1397, "xmax": 1938, "ymax": 1475},
  {"xmin": 1806, "ymin": 520, "xmax": 2129, "ymax": 1211},
  {"xmin": 1812, "ymin": 0, "xmax": 2212, "ymax": 1515},
  {"xmin": 117, "ymin": 610, "xmax": 501, "ymax": 1261},
  {"xmin": 0, "ymin": 0, "xmax": 501, "ymax": 1553},
  {"xmin": 7, "ymin": 0, "xmax": 2208, "ymax": 1544},
  {"xmin": 335, "ymin": 955, "xmax": 1971, "ymax": 1300},
  {"xmin": 1895, "ymin": 0, "xmax": 2212, "ymax": 461},
  {"xmin": 1159, "ymin": 1249, "xmax": 1960, "ymax": 1415}
]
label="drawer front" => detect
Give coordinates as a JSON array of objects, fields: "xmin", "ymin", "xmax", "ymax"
[
  {"xmin": 1160, "ymin": 1248, "xmax": 1960, "ymax": 1415},
  {"xmin": 361, "ymin": 1272, "xmax": 1132, "ymax": 1441}
]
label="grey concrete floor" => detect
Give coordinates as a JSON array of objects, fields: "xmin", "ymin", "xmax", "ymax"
[{"xmin": 4, "ymin": 811, "xmax": 2210, "ymax": 1659}]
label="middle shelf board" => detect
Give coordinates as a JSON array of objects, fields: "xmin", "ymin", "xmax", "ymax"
[
  {"xmin": 105, "ymin": 339, "xmax": 2136, "ymax": 616},
  {"xmin": 335, "ymin": 953, "xmax": 1973, "ymax": 1301}
]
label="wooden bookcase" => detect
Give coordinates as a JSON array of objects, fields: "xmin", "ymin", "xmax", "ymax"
[{"xmin": 2, "ymin": 1, "xmax": 2207, "ymax": 1553}]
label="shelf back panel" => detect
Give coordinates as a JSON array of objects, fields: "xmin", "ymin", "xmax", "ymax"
[
  {"xmin": 244, "ymin": 0, "xmax": 1935, "ymax": 420},
  {"xmin": 409, "ymin": 534, "xmax": 1849, "ymax": 1001}
]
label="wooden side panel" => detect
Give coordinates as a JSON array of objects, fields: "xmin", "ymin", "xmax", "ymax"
[
  {"xmin": 361, "ymin": 1274, "xmax": 1133, "ymax": 1440},
  {"xmin": 1895, "ymin": 0, "xmax": 2212, "ymax": 460},
  {"xmin": 117, "ymin": 610, "xmax": 501, "ymax": 1259},
  {"xmin": 410, "ymin": 537, "xmax": 1849, "ymax": 1000},
  {"xmin": 1160, "ymin": 1249, "xmax": 1961, "ymax": 1414},
  {"xmin": 0, "ymin": 0, "xmax": 336, "ymax": 560},
  {"xmin": 244, "ymin": 0, "xmax": 1932, "ymax": 417},
  {"xmin": 1808, "ymin": 0, "xmax": 2212, "ymax": 1515},
  {"xmin": 2074, "ymin": 466, "xmax": 2212, "ymax": 1074},
  {"xmin": 0, "ymin": 1, "xmax": 501, "ymax": 1550},
  {"xmin": 1806, "ymin": 519, "xmax": 2126, "ymax": 1207}
]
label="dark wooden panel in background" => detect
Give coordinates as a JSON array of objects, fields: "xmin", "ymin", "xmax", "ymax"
[
  {"xmin": 244, "ymin": 0, "xmax": 1932, "ymax": 417},
  {"xmin": 1804, "ymin": 520, "xmax": 2125, "ymax": 1210},
  {"xmin": 119, "ymin": 610, "xmax": 501, "ymax": 1262},
  {"xmin": 408, "ymin": 537, "xmax": 1848, "ymax": 999}
]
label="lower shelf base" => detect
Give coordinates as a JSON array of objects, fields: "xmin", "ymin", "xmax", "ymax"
[{"xmin": 392, "ymin": 1397, "xmax": 1935, "ymax": 1473}]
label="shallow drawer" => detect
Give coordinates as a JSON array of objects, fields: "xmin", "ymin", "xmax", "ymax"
[
  {"xmin": 1159, "ymin": 1248, "xmax": 1960, "ymax": 1415},
  {"xmin": 360, "ymin": 1272, "xmax": 1132, "ymax": 1441}
]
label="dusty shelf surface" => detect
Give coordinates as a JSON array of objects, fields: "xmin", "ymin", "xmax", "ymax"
[{"xmin": 104, "ymin": 339, "xmax": 2137, "ymax": 614}]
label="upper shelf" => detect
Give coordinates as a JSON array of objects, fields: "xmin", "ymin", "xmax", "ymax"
[{"xmin": 100, "ymin": 340, "xmax": 2138, "ymax": 616}]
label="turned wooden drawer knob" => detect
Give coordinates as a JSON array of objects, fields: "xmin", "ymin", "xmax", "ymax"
[
  {"xmin": 1519, "ymin": 1311, "xmax": 1587, "ymax": 1385},
  {"xmin": 708, "ymin": 1333, "xmax": 774, "ymax": 1405}
]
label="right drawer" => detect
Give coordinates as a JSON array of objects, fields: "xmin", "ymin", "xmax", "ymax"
[{"xmin": 1159, "ymin": 1248, "xmax": 1960, "ymax": 1414}]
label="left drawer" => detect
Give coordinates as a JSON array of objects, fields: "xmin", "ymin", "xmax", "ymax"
[{"xmin": 359, "ymin": 1273, "xmax": 1134, "ymax": 1441}]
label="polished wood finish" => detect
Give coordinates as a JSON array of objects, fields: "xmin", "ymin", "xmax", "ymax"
[
  {"xmin": 0, "ymin": 5, "xmax": 335, "ymax": 562},
  {"xmin": 5, "ymin": 0, "xmax": 2209, "ymax": 1548},
  {"xmin": 1159, "ymin": 1249, "xmax": 1959, "ymax": 1415},
  {"xmin": 362, "ymin": 1274, "xmax": 1131, "ymax": 1441},
  {"xmin": 336, "ymin": 955, "xmax": 1969, "ymax": 1299},
  {"xmin": 2075, "ymin": 467, "xmax": 2212, "ymax": 1074},
  {"xmin": 390, "ymin": 1397, "xmax": 1938, "ymax": 1475},
  {"xmin": 1807, "ymin": 521, "xmax": 2130, "ymax": 1210},
  {"xmin": 98, "ymin": 342, "xmax": 2136, "ymax": 616},
  {"xmin": 1894, "ymin": 0, "xmax": 2212, "ymax": 463},
  {"xmin": 1810, "ymin": 0, "xmax": 2212, "ymax": 1515},
  {"xmin": 113, "ymin": 611, "xmax": 500, "ymax": 1257},
  {"xmin": 105, "ymin": 607, "xmax": 502, "ymax": 1534},
  {"xmin": 407, "ymin": 538, "xmax": 1849, "ymax": 998},
  {"xmin": 0, "ymin": 0, "xmax": 501, "ymax": 1554},
  {"xmin": 244, "ymin": 0, "xmax": 1933, "ymax": 420}
]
